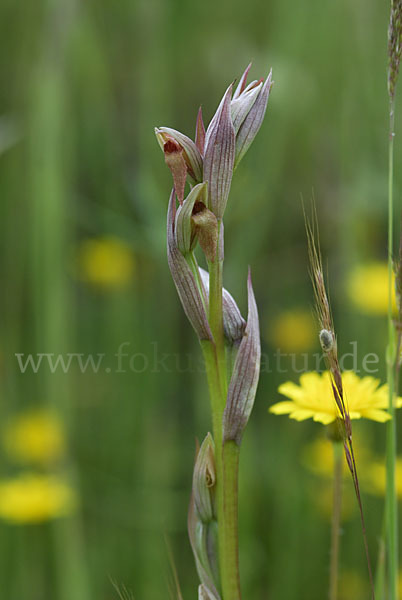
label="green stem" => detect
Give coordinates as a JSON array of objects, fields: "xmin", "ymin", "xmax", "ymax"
[
  {"xmin": 222, "ymin": 441, "xmax": 241, "ymax": 599},
  {"xmin": 201, "ymin": 219, "xmax": 241, "ymax": 600},
  {"xmin": 329, "ymin": 442, "xmax": 343, "ymax": 600},
  {"xmin": 386, "ymin": 98, "xmax": 398, "ymax": 600},
  {"xmin": 201, "ymin": 341, "xmax": 224, "ymax": 454},
  {"xmin": 374, "ymin": 516, "xmax": 387, "ymax": 600}
]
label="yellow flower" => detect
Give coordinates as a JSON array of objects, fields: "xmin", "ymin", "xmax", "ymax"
[
  {"xmin": 311, "ymin": 485, "xmax": 356, "ymax": 521},
  {"xmin": 77, "ymin": 236, "xmax": 135, "ymax": 288},
  {"xmin": 302, "ymin": 436, "xmax": 369, "ymax": 477},
  {"xmin": 268, "ymin": 309, "xmax": 316, "ymax": 352},
  {"xmin": 301, "ymin": 437, "xmax": 372, "ymax": 521},
  {"xmin": 0, "ymin": 473, "xmax": 77, "ymax": 524},
  {"xmin": 302, "ymin": 437, "xmax": 402, "ymax": 502},
  {"xmin": 347, "ymin": 262, "xmax": 396, "ymax": 315},
  {"xmin": 339, "ymin": 570, "xmax": 368, "ymax": 600},
  {"xmin": 3, "ymin": 411, "xmax": 65, "ymax": 465},
  {"xmin": 270, "ymin": 371, "xmax": 402, "ymax": 424},
  {"xmin": 365, "ymin": 458, "xmax": 402, "ymax": 498}
]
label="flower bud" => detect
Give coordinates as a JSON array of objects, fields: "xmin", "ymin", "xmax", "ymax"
[
  {"xmin": 167, "ymin": 189, "xmax": 212, "ymax": 341},
  {"xmin": 234, "ymin": 68, "xmax": 273, "ymax": 169},
  {"xmin": 155, "ymin": 127, "xmax": 203, "ymax": 183},
  {"xmin": 191, "ymin": 204, "xmax": 218, "ymax": 263},
  {"xmin": 231, "ymin": 78, "xmax": 263, "ymax": 134},
  {"xmin": 203, "ymin": 85, "xmax": 235, "ymax": 219},
  {"xmin": 175, "ymin": 183, "xmax": 208, "ymax": 255},
  {"xmin": 192, "ymin": 433, "xmax": 216, "ymax": 523},
  {"xmin": 188, "ymin": 495, "xmax": 219, "ymax": 597},
  {"xmin": 223, "ymin": 270, "xmax": 261, "ymax": 444}
]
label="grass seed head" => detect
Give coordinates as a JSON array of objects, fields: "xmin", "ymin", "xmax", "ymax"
[{"xmin": 388, "ymin": 0, "xmax": 402, "ymax": 101}]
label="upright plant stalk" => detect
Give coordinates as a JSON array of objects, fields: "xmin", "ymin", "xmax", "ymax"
[
  {"xmin": 156, "ymin": 67, "xmax": 272, "ymax": 599},
  {"xmin": 386, "ymin": 97, "xmax": 398, "ymax": 600},
  {"xmin": 386, "ymin": 3, "xmax": 402, "ymax": 597},
  {"xmin": 201, "ymin": 231, "xmax": 241, "ymax": 598},
  {"xmin": 329, "ymin": 441, "xmax": 343, "ymax": 600},
  {"xmin": 206, "ymin": 227, "xmax": 241, "ymax": 598}
]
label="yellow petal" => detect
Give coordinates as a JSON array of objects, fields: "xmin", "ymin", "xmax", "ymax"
[
  {"xmin": 269, "ymin": 401, "xmax": 296, "ymax": 415},
  {"xmin": 312, "ymin": 412, "xmax": 335, "ymax": 425},
  {"xmin": 289, "ymin": 409, "xmax": 314, "ymax": 421},
  {"xmin": 360, "ymin": 409, "xmax": 391, "ymax": 423},
  {"xmin": 277, "ymin": 382, "xmax": 304, "ymax": 401}
]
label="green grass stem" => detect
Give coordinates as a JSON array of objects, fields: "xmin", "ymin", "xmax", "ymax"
[{"xmin": 386, "ymin": 98, "xmax": 398, "ymax": 600}]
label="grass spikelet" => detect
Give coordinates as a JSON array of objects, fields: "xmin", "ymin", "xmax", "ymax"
[
  {"xmin": 305, "ymin": 206, "xmax": 375, "ymax": 599},
  {"xmin": 388, "ymin": 0, "xmax": 402, "ymax": 102}
]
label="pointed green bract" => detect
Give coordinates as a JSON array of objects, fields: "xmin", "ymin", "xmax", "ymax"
[
  {"xmin": 167, "ymin": 190, "xmax": 212, "ymax": 341},
  {"xmin": 223, "ymin": 271, "xmax": 261, "ymax": 444},
  {"xmin": 235, "ymin": 70, "xmax": 273, "ymax": 168},
  {"xmin": 203, "ymin": 85, "xmax": 236, "ymax": 219}
]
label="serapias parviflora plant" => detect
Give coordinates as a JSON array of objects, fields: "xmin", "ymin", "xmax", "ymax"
[
  {"xmin": 155, "ymin": 64, "xmax": 272, "ymax": 599},
  {"xmin": 387, "ymin": 2, "xmax": 402, "ymax": 599}
]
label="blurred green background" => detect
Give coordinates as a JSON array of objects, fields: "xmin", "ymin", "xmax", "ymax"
[{"xmin": 1, "ymin": 0, "xmax": 401, "ymax": 598}]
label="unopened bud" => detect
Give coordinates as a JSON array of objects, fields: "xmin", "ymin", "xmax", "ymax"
[
  {"xmin": 192, "ymin": 433, "xmax": 216, "ymax": 523},
  {"xmin": 191, "ymin": 204, "xmax": 218, "ymax": 263},
  {"xmin": 234, "ymin": 68, "xmax": 273, "ymax": 169},
  {"xmin": 175, "ymin": 183, "xmax": 208, "ymax": 255},
  {"xmin": 231, "ymin": 79, "xmax": 263, "ymax": 134}
]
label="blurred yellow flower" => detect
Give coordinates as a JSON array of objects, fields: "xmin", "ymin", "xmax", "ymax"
[
  {"xmin": 302, "ymin": 437, "xmax": 402, "ymax": 504},
  {"xmin": 270, "ymin": 371, "xmax": 402, "ymax": 424},
  {"xmin": 3, "ymin": 411, "xmax": 65, "ymax": 465},
  {"xmin": 339, "ymin": 570, "xmax": 368, "ymax": 600},
  {"xmin": 365, "ymin": 458, "xmax": 402, "ymax": 498},
  {"xmin": 311, "ymin": 484, "xmax": 356, "ymax": 521},
  {"xmin": 0, "ymin": 473, "xmax": 77, "ymax": 524},
  {"xmin": 77, "ymin": 236, "xmax": 135, "ymax": 288},
  {"xmin": 302, "ymin": 437, "xmax": 334, "ymax": 476},
  {"xmin": 268, "ymin": 309, "xmax": 316, "ymax": 352},
  {"xmin": 347, "ymin": 262, "xmax": 396, "ymax": 315},
  {"xmin": 302, "ymin": 436, "xmax": 370, "ymax": 478},
  {"xmin": 301, "ymin": 437, "xmax": 368, "ymax": 521}
]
